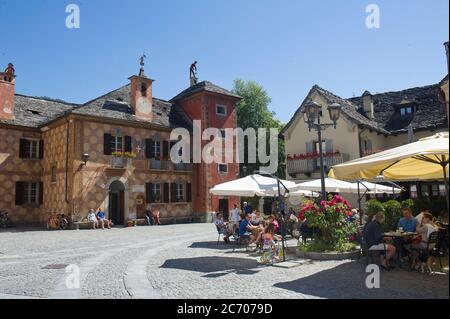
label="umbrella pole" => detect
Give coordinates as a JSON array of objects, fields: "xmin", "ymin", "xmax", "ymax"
[
  {"xmin": 443, "ymin": 163, "xmax": 449, "ymax": 211},
  {"xmin": 357, "ymin": 181, "xmax": 363, "ymax": 225}
]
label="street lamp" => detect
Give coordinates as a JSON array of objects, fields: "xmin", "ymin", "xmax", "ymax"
[{"xmin": 302, "ymin": 100, "xmax": 342, "ymax": 200}]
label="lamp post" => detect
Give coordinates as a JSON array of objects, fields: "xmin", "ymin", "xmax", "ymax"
[{"xmin": 301, "ymin": 101, "xmax": 342, "ymax": 200}]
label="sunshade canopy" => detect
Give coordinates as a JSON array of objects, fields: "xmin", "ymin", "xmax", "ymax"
[
  {"xmin": 329, "ymin": 132, "xmax": 449, "ymax": 181},
  {"xmin": 209, "ymin": 174, "xmax": 296, "ymax": 197},
  {"xmin": 289, "ymin": 178, "xmax": 402, "ymax": 194}
]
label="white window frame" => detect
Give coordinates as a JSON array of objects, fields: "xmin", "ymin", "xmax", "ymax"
[
  {"xmin": 24, "ymin": 139, "xmax": 40, "ymax": 159},
  {"xmin": 409, "ymin": 185, "xmax": 418, "ymax": 199},
  {"xmin": 218, "ymin": 163, "xmax": 228, "ymax": 173},
  {"xmin": 176, "ymin": 183, "xmax": 185, "ymax": 202},
  {"xmin": 216, "ymin": 104, "xmax": 227, "ymax": 116},
  {"xmin": 153, "ymin": 141, "xmax": 161, "ymax": 159},
  {"xmin": 152, "ymin": 183, "xmax": 162, "ymax": 202},
  {"xmin": 111, "ymin": 136, "xmax": 123, "ymax": 153},
  {"xmin": 25, "ymin": 182, "xmax": 39, "ymax": 204}
]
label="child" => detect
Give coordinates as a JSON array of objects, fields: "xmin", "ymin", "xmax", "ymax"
[{"xmin": 259, "ymin": 223, "xmax": 279, "ymax": 265}]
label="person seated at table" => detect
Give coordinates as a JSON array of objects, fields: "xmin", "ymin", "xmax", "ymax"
[
  {"xmin": 398, "ymin": 208, "xmax": 418, "ymax": 233},
  {"xmin": 145, "ymin": 209, "xmax": 154, "ymax": 226},
  {"xmin": 59, "ymin": 214, "xmax": 69, "ymax": 230},
  {"xmin": 251, "ymin": 210, "xmax": 263, "ymax": 226},
  {"xmin": 438, "ymin": 210, "xmax": 449, "ymax": 225},
  {"xmin": 152, "ymin": 209, "xmax": 161, "ymax": 225},
  {"xmin": 267, "ymin": 214, "xmax": 280, "ymax": 234},
  {"xmin": 364, "ymin": 212, "xmax": 396, "ymax": 270},
  {"xmin": 239, "ymin": 214, "xmax": 258, "ymax": 242},
  {"xmin": 87, "ymin": 209, "xmax": 98, "ymax": 229},
  {"xmin": 215, "ymin": 213, "xmax": 231, "ymax": 243},
  {"xmin": 96, "ymin": 208, "xmax": 111, "ymax": 230},
  {"xmin": 407, "ymin": 212, "xmax": 439, "ymax": 269},
  {"xmin": 415, "ymin": 209, "xmax": 431, "ymax": 226}
]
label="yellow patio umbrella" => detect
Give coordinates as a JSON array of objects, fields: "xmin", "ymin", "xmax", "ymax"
[{"xmin": 329, "ymin": 132, "xmax": 449, "ymax": 207}]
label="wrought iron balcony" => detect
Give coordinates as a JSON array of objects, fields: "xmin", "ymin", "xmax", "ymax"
[
  {"xmin": 287, "ymin": 153, "xmax": 350, "ymax": 175},
  {"xmin": 110, "ymin": 156, "xmax": 132, "ymax": 169}
]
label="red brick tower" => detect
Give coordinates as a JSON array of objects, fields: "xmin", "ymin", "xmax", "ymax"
[{"xmin": 172, "ymin": 81, "xmax": 241, "ymax": 221}]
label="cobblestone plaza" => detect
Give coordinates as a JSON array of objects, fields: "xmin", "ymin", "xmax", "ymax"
[{"xmin": 0, "ymin": 224, "xmax": 448, "ymax": 299}]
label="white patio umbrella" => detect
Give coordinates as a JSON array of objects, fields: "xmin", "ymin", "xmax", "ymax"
[
  {"xmin": 209, "ymin": 174, "xmax": 296, "ymax": 197},
  {"xmin": 289, "ymin": 178, "xmax": 356, "ymax": 194},
  {"xmin": 355, "ymin": 181, "xmax": 402, "ymax": 195},
  {"xmin": 289, "ymin": 178, "xmax": 402, "ymax": 195}
]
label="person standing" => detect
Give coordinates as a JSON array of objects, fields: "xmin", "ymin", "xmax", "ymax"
[
  {"xmin": 230, "ymin": 204, "xmax": 241, "ymax": 232},
  {"xmin": 243, "ymin": 202, "xmax": 253, "ymax": 216},
  {"xmin": 145, "ymin": 209, "xmax": 154, "ymax": 226}
]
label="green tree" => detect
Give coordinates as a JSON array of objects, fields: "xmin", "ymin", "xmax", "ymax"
[{"xmin": 232, "ymin": 79, "xmax": 285, "ymax": 178}]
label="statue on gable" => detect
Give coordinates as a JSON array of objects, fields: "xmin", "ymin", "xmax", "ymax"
[
  {"xmin": 3, "ymin": 63, "xmax": 15, "ymax": 82},
  {"xmin": 190, "ymin": 61, "xmax": 198, "ymax": 85},
  {"xmin": 139, "ymin": 53, "xmax": 147, "ymax": 77}
]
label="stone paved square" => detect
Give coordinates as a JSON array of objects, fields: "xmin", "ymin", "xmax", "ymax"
[{"xmin": 0, "ymin": 224, "xmax": 448, "ymax": 299}]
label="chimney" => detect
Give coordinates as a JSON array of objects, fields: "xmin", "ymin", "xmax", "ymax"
[
  {"xmin": 0, "ymin": 63, "xmax": 16, "ymax": 120},
  {"xmin": 362, "ymin": 90, "xmax": 374, "ymax": 119},
  {"xmin": 129, "ymin": 63, "xmax": 154, "ymax": 122}
]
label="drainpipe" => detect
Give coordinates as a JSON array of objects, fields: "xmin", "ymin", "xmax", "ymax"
[
  {"xmin": 358, "ymin": 126, "xmax": 365, "ymax": 158},
  {"xmin": 65, "ymin": 119, "xmax": 70, "ymax": 203}
]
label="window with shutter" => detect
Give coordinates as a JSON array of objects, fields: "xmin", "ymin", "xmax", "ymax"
[
  {"xmin": 186, "ymin": 183, "xmax": 192, "ymax": 202},
  {"xmin": 145, "ymin": 183, "xmax": 153, "ymax": 203},
  {"xmin": 104, "ymin": 134, "xmax": 112, "ymax": 155},
  {"xmin": 124, "ymin": 136, "xmax": 132, "ymax": 153},
  {"xmin": 145, "ymin": 139, "xmax": 153, "ymax": 158},
  {"xmin": 163, "ymin": 183, "xmax": 170, "ymax": 203},
  {"xmin": 170, "ymin": 183, "xmax": 177, "ymax": 203}
]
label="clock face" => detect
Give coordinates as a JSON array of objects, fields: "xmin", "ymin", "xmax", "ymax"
[
  {"xmin": 136, "ymin": 97, "xmax": 151, "ymax": 115},
  {"xmin": 2, "ymin": 101, "xmax": 12, "ymax": 114}
]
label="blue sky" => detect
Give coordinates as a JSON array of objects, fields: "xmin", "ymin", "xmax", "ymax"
[{"xmin": 0, "ymin": 0, "xmax": 448, "ymax": 123}]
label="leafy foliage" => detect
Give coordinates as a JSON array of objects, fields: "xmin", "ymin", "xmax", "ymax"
[{"xmin": 232, "ymin": 79, "xmax": 285, "ymax": 178}]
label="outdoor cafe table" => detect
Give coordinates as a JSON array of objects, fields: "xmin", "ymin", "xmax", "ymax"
[{"xmin": 383, "ymin": 231, "xmax": 418, "ymax": 268}]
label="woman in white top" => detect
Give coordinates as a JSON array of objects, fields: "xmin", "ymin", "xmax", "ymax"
[
  {"xmin": 87, "ymin": 209, "xmax": 98, "ymax": 229},
  {"xmin": 411, "ymin": 212, "xmax": 438, "ymax": 250}
]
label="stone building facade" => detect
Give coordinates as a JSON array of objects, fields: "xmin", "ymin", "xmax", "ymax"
[{"xmin": 0, "ymin": 63, "xmax": 241, "ymax": 225}]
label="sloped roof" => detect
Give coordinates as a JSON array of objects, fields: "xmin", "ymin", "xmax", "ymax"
[
  {"xmin": 281, "ymin": 82, "xmax": 448, "ymax": 136},
  {"xmin": 2, "ymin": 84, "xmax": 193, "ymax": 130},
  {"xmin": 0, "ymin": 94, "xmax": 78, "ymax": 128},
  {"xmin": 349, "ymin": 84, "xmax": 447, "ymax": 134},
  {"xmin": 73, "ymin": 84, "xmax": 192, "ymax": 129},
  {"xmin": 171, "ymin": 81, "xmax": 241, "ymax": 102}
]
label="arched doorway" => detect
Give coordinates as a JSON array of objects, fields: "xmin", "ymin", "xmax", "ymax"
[{"xmin": 109, "ymin": 180, "xmax": 125, "ymax": 225}]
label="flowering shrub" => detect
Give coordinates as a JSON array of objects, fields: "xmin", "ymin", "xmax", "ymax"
[
  {"xmin": 298, "ymin": 195, "xmax": 358, "ymax": 252},
  {"xmin": 287, "ymin": 151, "xmax": 341, "ymax": 161}
]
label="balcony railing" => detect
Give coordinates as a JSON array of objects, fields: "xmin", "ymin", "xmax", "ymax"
[
  {"xmin": 149, "ymin": 159, "xmax": 169, "ymax": 170},
  {"xmin": 287, "ymin": 153, "xmax": 350, "ymax": 175},
  {"xmin": 173, "ymin": 162, "xmax": 193, "ymax": 171},
  {"xmin": 111, "ymin": 156, "xmax": 132, "ymax": 169}
]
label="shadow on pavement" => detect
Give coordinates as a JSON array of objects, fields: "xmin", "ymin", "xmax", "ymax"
[
  {"xmin": 188, "ymin": 241, "xmax": 235, "ymax": 250},
  {"xmin": 160, "ymin": 256, "xmax": 261, "ymax": 277},
  {"xmin": 273, "ymin": 260, "xmax": 449, "ymax": 299}
]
